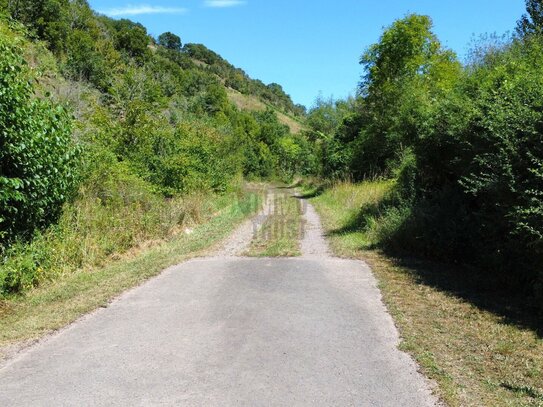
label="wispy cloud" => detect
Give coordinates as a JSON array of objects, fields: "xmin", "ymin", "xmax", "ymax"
[
  {"xmin": 204, "ymin": 0, "xmax": 246, "ymax": 8},
  {"xmin": 99, "ymin": 4, "xmax": 188, "ymax": 17}
]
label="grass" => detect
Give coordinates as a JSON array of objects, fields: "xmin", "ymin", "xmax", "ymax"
[
  {"xmin": 308, "ymin": 180, "xmax": 543, "ymax": 407},
  {"xmin": 245, "ymin": 190, "xmax": 302, "ymax": 257},
  {"xmin": 0, "ymin": 192, "xmax": 259, "ymax": 360},
  {"xmin": 226, "ymin": 88, "xmax": 306, "ymax": 134},
  {"xmin": 0, "ymin": 165, "xmax": 239, "ymax": 296}
]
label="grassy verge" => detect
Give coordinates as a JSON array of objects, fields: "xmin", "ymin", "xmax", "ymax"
[
  {"xmin": 308, "ymin": 180, "xmax": 543, "ymax": 407},
  {"xmin": 0, "ymin": 192, "xmax": 259, "ymax": 360},
  {"xmin": 246, "ymin": 190, "xmax": 302, "ymax": 257}
]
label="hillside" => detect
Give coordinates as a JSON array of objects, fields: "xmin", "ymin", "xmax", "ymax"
[
  {"xmin": 226, "ymin": 88, "xmax": 306, "ymax": 134},
  {"xmin": 180, "ymin": 42, "xmax": 306, "ymax": 118},
  {"xmin": 0, "ymin": 1, "xmax": 316, "ymax": 297}
]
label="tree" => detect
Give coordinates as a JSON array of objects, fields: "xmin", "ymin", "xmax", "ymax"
[
  {"xmin": 8, "ymin": 0, "xmax": 69, "ymax": 52},
  {"xmin": 517, "ymin": 0, "xmax": 543, "ymax": 37},
  {"xmin": 354, "ymin": 14, "xmax": 460, "ymax": 178},
  {"xmin": 158, "ymin": 32, "xmax": 182, "ymax": 51},
  {"xmin": 113, "ymin": 19, "xmax": 150, "ymax": 64}
]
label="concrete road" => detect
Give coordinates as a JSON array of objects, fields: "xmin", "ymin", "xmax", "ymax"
[{"xmin": 0, "ymin": 257, "xmax": 437, "ymax": 406}]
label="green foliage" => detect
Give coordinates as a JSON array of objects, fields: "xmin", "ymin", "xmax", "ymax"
[
  {"xmin": 306, "ymin": 96, "xmax": 360, "ymax": 178},
  {"xmin": 7, "ymin": 0, "xmax": 69, "ymax": 52},
  {"xmin": 354, "ymin": 14, "xmax": 461, "ymax": 178},
  {"xmin": 0, "ymin": 145, "xmax": 236, "ymax": 296},
  {"xmin": 0, "ymin": 35, "xmax": 79, "ymax": 244},
  {"xmin": 158, "ymin": 32, "xmax": 182, "ymax": 50},
  {"xmin": 517, "ymin": 0, "xmax": 543, "ymax": 37},
  {"xmin": 112, "ymin": 19, "xmax": 150, "ymax": 64},
  {"xmin": 0, "ymin": 1, "xmax": 311, "ymax": 297},
  {"xmin": 401, "ymin": 37, "xmax": 543, "ymax": 293},
  {"xmin": 65, "ymin": 29, "xmax": 112, "ymax": 89},
  {"xmin": 162, "ymin": 121, "xmax": 241, "ymax": 194},
  {"xmin": 309, "ymin": 10, "xmax": 543, "ymax": 308}
]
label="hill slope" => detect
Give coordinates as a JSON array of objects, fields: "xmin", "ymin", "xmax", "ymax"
[{"xmin": 0, "ymin": 2, "xmax": 316, "ymax": 297}]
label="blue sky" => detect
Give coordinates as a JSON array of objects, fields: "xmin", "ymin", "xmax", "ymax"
[{"xmin": 88, "ymin": 0, "xmax": 527, "ymax": 108}]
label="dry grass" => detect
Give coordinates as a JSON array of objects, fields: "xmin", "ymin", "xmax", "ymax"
[
  {"xmin": 226, "ymin": 88, "xmax": 306, "ymax": 134},
  {"xmin": 310, "ymin": 180, "xmax": 543, "ymax": 407}
]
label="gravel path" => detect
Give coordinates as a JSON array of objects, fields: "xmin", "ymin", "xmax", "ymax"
[
  {"xmin": 213, "ymin": 188, "xmax": 331, "ymax": 259},
  {"xmin": 299, "ymin": 198, "xmax": 331, "ymax": 258}
]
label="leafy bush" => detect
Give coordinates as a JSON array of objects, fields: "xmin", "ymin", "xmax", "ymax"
[
  {"xmin": 156, "ymin": 120, "xmax": 242, "ymax": 194},
  {"xmin": 0, "ymin": 35, "xmax": 79, "ymax": 244}
]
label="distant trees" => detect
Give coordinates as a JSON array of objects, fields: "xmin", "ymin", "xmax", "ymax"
[
  {"xmin": 184, "ymin": 43, "xmax": 221, "ymax": 65},
  {"xmin": 158, "ymin": 32, "xmax": 182, "ymax": 50},
  {"xmin": 306, "ymin": 96, "xmax": 359, "ymax": 178},
  {"xmin": 182, "ymin": 43, "xmax": 305, "ymax": 118}
]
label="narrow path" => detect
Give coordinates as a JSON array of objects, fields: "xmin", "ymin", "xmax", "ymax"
[
  {"xmin": 213, "ymin": 187, "xmax": 331, "ymax": 259},
  {"xmin": 0, "ymin": 187, "xmax": 440, "ymax": 406},
  {"xmin": 299, "ymin": 197, "xmax": 331, "ymax": 258}
]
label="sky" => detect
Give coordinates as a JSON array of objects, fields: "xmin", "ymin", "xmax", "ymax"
[{"xmin": 88, "ymin": 0, "xmax": 527, "ymax": 109}]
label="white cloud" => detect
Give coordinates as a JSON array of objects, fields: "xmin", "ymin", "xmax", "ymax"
[
  {"xmin": 99, "ymin": 4, "xmax": 188, "ymax": 17},
  {"xmin": 204, "ymin": 0, "xmax": 246, "ymax": 8}
]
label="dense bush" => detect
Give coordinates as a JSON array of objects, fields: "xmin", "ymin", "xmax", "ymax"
[
  {"xmin": 415, "ymin": 37, "xmax": 543, "ymax": 290},
  {"xmin": 0, "ymin": 36, "xmax": 79, "ymax": 244},
  {"xmin": 0, "ymin": 147, "xmax": 225, "ymax": 295}
]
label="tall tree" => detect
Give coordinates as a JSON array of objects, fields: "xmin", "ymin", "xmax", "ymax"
[
  {"xmin": 113, "ymin": 19, "xmax": 150, "ymax": 64},
  {"xmin": 354, "ymin": 14, "xmax": 460, "ymax": 177},
  {"xmin": 517, "ymin": 0, "xmax": 543, "ymax": 37},
  {"xmin": 158, "ymin": 32, "xmax": 182, "ymax": 50}
]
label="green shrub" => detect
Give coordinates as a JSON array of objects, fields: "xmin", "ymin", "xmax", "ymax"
[
  {"xmin": 0, "ymin": 35, "xmax": 79, "ymax": 244},
  {"xmin": 157, "ymin": 120, "xmax": 242, "ymax": 194}
]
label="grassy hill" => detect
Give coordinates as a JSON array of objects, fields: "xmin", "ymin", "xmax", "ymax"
[{"xmin": 226, "ymin": 88, "xmax": 305, "ymax": 134}]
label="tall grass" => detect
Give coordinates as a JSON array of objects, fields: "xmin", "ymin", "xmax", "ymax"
[
  {"xmin": 0, "ymin": 164, "xmax": 244, "ymax": 296},
  {"xmin": 309, "ymin": 180, "xmax": 396, "ymax": 247}
]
